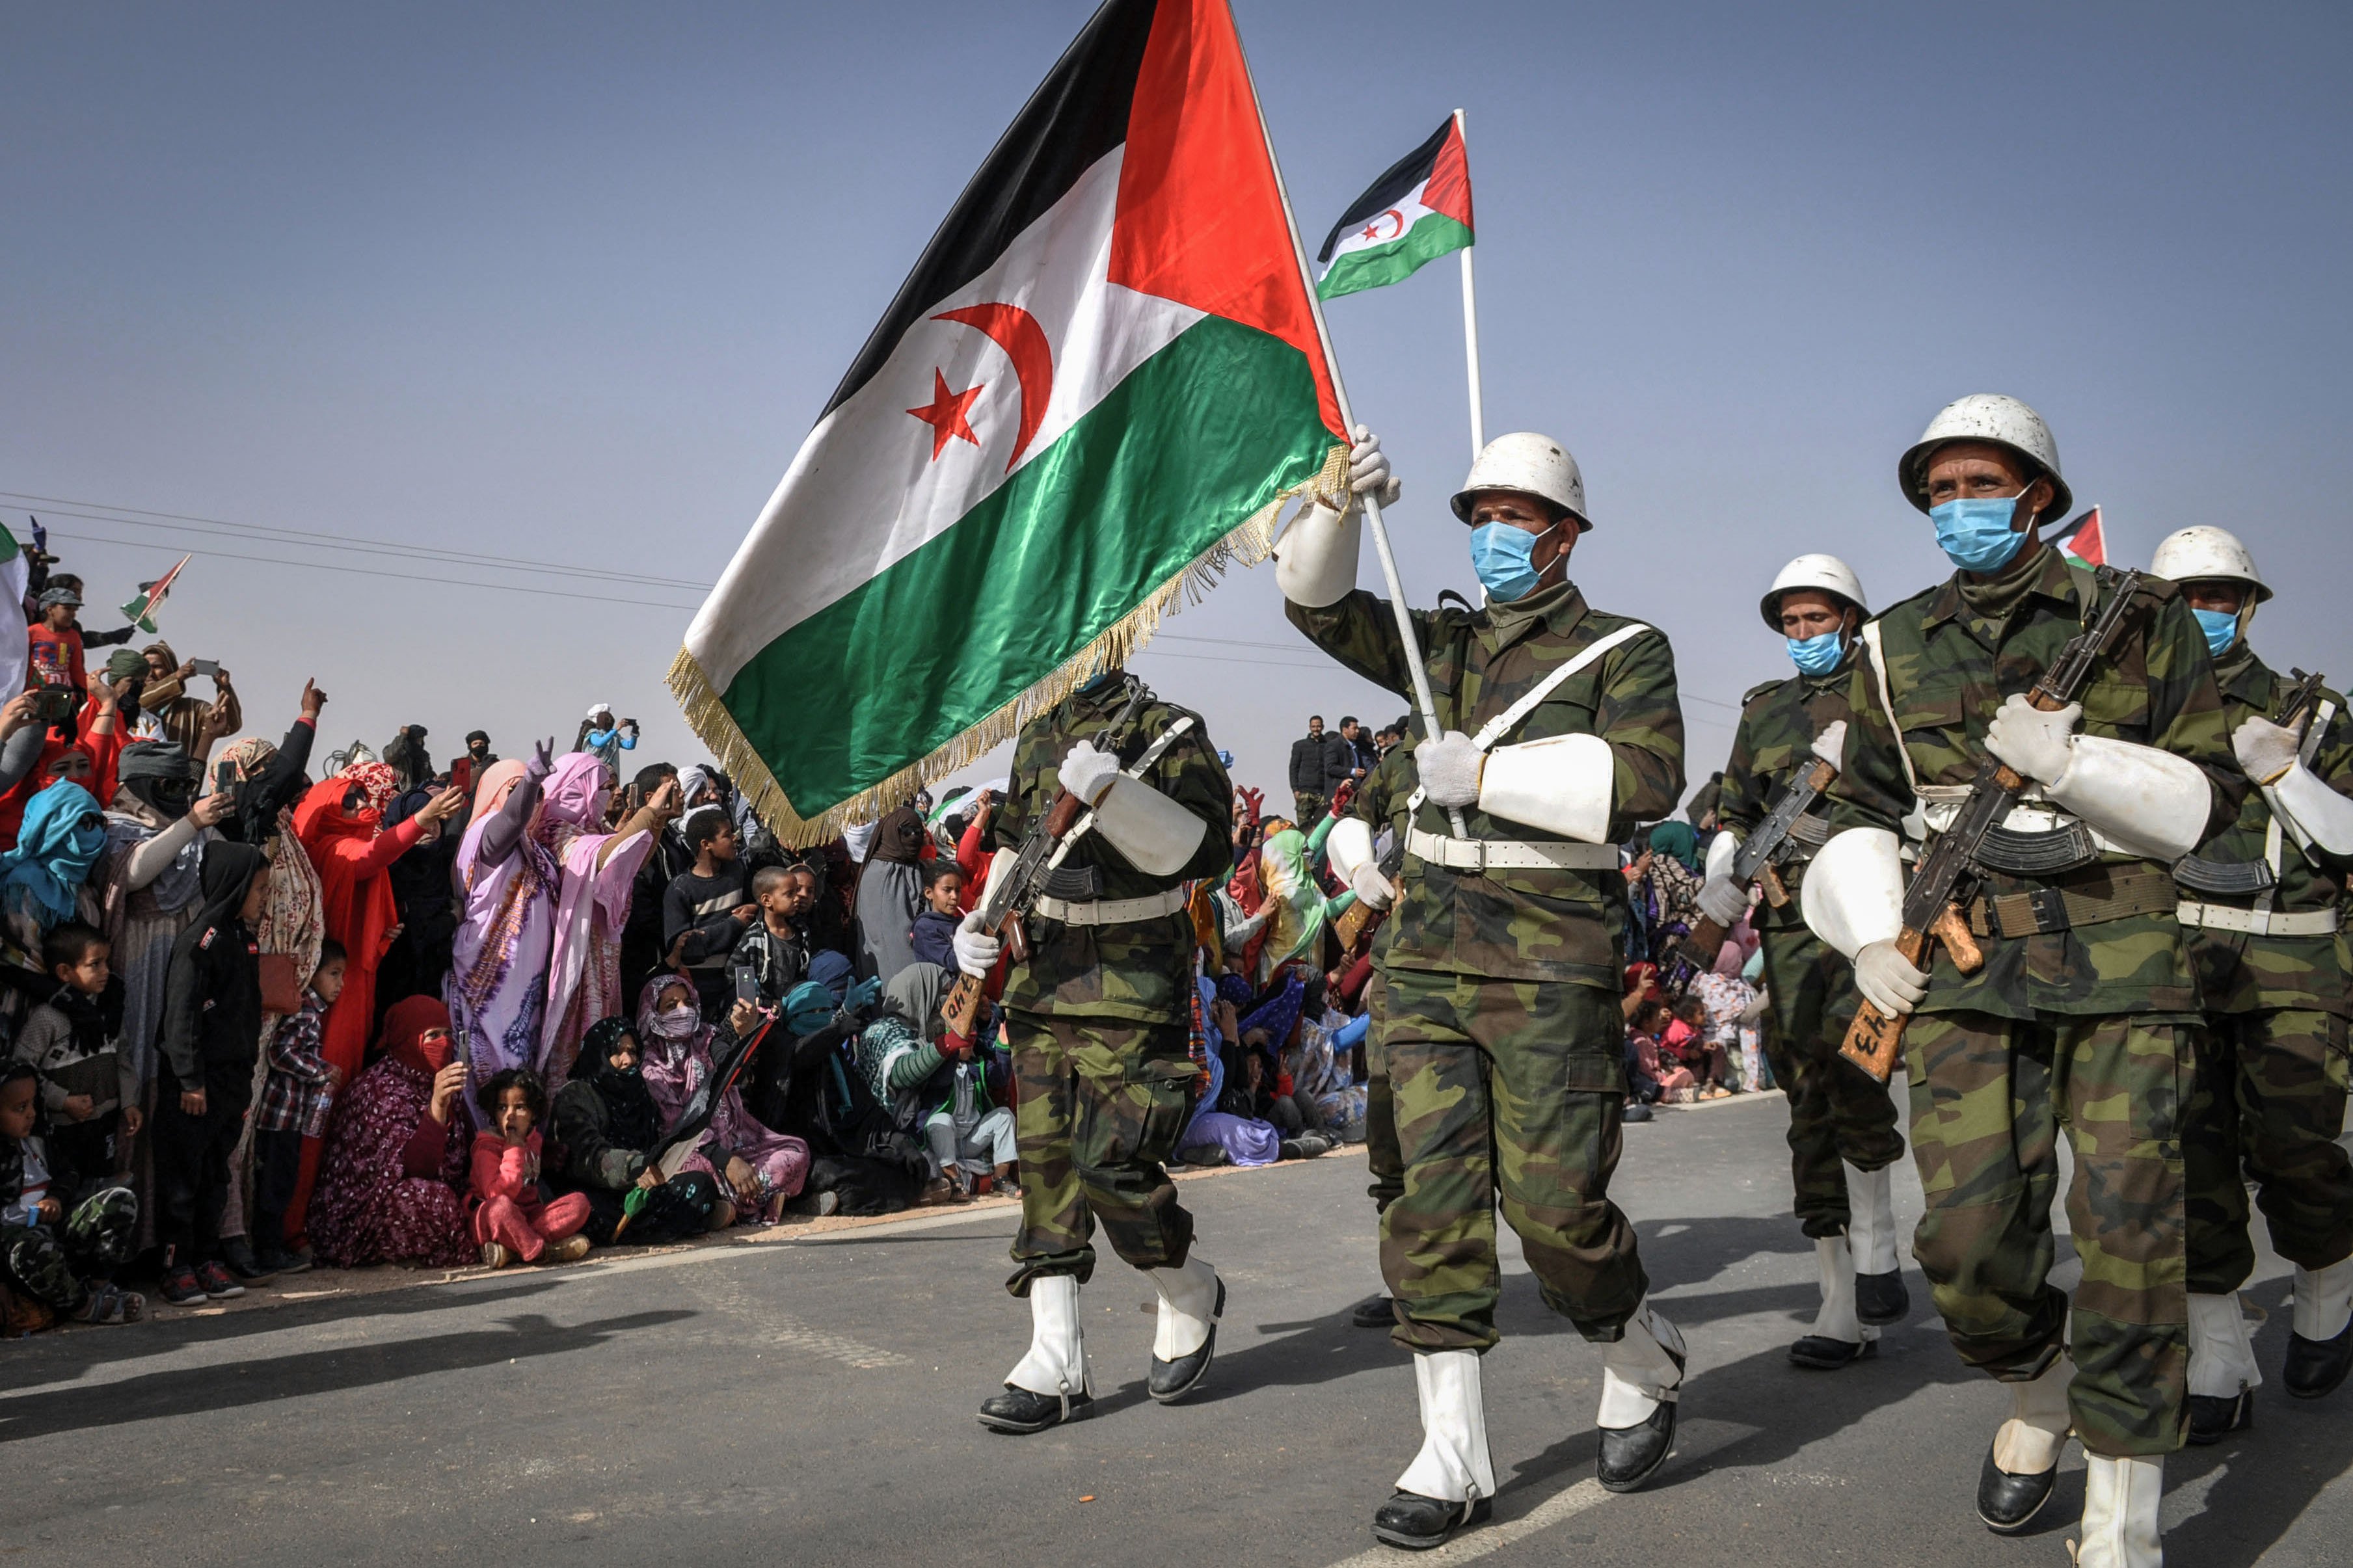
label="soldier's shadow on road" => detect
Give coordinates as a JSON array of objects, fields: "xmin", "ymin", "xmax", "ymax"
[{"xmin": 0, "ymin": 1309, "xmax": 693, "ymax": 1444}]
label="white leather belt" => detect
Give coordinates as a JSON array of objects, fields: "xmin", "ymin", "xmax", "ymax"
[
  {"xmin": 1031, "ymin": 888, "xmax": 1189, "ymax": 926},
  {"xmin": 1406, "ymin": 826, "xmax": 1619, "ymax": 871},
  {"xmin": 2176, "ymin": 902, "xmax": 2342, "ymax": 937}
]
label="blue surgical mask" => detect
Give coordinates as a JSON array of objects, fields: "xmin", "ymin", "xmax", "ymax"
[
  {"xmin": 2193, "ymin": 607, "xmax": 2239, "ymax": 657},
  {"xmin": 1468, "ymin": 520, "xmax": 1562, "ymax": 603},
  {"xmin": 1929, "ymin": 495, "xmax": 2032, "ymax": 574},
  {"xmin": 1786, "ymin": 631, "xmax": 1846, "ymax": 676}
]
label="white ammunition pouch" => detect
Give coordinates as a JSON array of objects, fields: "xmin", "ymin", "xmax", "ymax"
[
  {"xmin": 1477, "ymin": 731, "xmax": 1616, "ymax": 844},
  {"xmin": 2044, "ymin": 733, "xmax": 2212, "ymax": 862},
  {"xmin": 1801, "ymin": 827, "xmax": 1905, "ymax": 960},
  {"xmin": 1088, "ymin": 774, "xmax": 1208, "ymax": 877},
  {"xmin": 1326, "ymin": 816, "xmax": 1378, "ymax": 883},
  {"xmin": 2266, "ymin": 760, "xmax": 2353, "ymax": 858},
  {"xmin": 1704, "ymin": 826, "xmax": 1739, "ymax": 881},
  {"xmin": 1272, "ymin": 499, "xmax": 1358, "ymax": 609}
]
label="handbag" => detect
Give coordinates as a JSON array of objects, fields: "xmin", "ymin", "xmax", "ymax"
[{"xmin": 258, "ymin": 953, "xmax": 304, "ymax": 1018}]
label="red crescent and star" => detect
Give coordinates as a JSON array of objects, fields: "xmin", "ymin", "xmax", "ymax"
[
  {"xmin": 1357, "ymin": 207, "xmax": 1405, "ymax": 243},
  {"xmin": 904, "ymin": 302, "xmax": 1056, "ymax": 473}
]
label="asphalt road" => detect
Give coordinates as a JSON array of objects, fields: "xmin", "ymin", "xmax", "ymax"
[{"xmin": 5, "ymin": 1091, "xmax": 2346, "ymax": 1567}]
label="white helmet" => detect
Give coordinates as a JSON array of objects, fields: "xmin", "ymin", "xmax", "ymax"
[
  {"xmin": 1450, "ymin": 432, "xmax": 1591, "ymax": 530},
  {"xmin": 1759, "ymin": 553, "xmax": 1869, "ymax": 631},
  {"xmin": 1898, "ymin": 393, "xmax": 2073, "ymax": 522},
  {"xmin": 2151, "ymin": 525, "xmax": 2272, "ymax": 604}
]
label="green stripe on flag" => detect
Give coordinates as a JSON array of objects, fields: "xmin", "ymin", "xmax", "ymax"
[
  {"xmin": 716, "ymin": 314, "xmax": 1332, "ymax": 814},
  {"xmin": 1316, "ymin": 213, "xmax": 1472, "ymax": 300}
]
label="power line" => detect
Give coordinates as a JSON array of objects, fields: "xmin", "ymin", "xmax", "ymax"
[{"xmin": 1, "ymin": 489, "xmax": 714, "ymax": 591}]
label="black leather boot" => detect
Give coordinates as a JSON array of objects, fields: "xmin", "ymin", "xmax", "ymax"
[
  {"xmin": 976, "ymin": 1383, "xmax": 1092, "ymax": 1434},
  {"xmin": 1788, "ymin": 1334, "xmax": 1876, "ymax": 1370},
  {"xmin": 2186, "ymin": 1389, "xmax": 2253, "ymax": 1444},
  {"xmin": 1371, "ymin": 1491, "xmax": 1490, "ymax": 1550},
  {"xmin": 1975, "ymin": 1444, "xmax": 2057, "ymax": 1534},
  {"xmin": 2284, "ymin": 1321, "xmax": 2353, "ymax": 1400},
  {"xmin": 1596, "ymin": 1402, "xmax": 1676, "ymax": 1493},
  {"xmin": 1853, "ymin": 1269, "xmax": 1909, "ymax": 1326},
  {"xmin": 1351, "ymin": 1294, "xmax": 1399, "ymax": 1329},
  {"xmin": 1147, "ymin": 1278, "xmax": 1224, "ymax": 1402}
]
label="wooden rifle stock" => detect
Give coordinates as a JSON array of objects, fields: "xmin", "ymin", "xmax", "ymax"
[{"xmin": 941, "ymin": 789, "xmax": 1085, "ymax": 1038}]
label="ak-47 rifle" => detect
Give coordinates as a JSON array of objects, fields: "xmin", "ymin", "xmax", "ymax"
[
  {"xmin": 941, "ymin": 682, "xmax": 1187, "ymax": 1038},
  {"xmin": 1676, "ymin": 752, "xmax": 1839, "ymax": 966},
  {"xmin": 1841, "ymin": 566, "xmax": 2147, "ymax": 1083}
]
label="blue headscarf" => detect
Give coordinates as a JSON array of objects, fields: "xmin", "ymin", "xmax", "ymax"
[
  {"xmin": 807, "ymin": 949, "xmax": 854, "ymax": 1005},
  {"xmin": 0, "ymin": 780, "xmax": 105, "ymax": 931}
]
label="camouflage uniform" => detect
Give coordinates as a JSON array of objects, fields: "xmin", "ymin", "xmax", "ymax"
[
  {"xmin": 1825, "ymin": 547, "xmax": 2242, "ymax": 1456},
  {"xmin": 1719, "ymin": 658, "xmax": 1905, "ymax": 1239},
  {"xmin": 993, "ymin": 676, "xmax": 1234, "ymax": 1296},
  {"xmin": 2178, "ymin": 647, "xmax": 2353, "ymax": 1296},
  {"xmin": 1352, "ymin": 735, "xmax": 1418, "ymax": 1219},
  {"xmin": 1289, "ymin": 578, "xmax": 1684, "ymax": 1352},
  {"xmin": 2, "ymin": 1184, "xmax": 137, "ymax": 1310}
]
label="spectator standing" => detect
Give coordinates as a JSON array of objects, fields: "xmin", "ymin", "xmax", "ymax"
[
  {"xmin": 12, "ymin": 923, "xmax": 137, "ymax": 1188},
  {"xmin": 1289, "ymin": 715, "xmax": 1331, "ymax": 823},
  {"xmin": 1336, "ymin": 716, "xmax": 1377, "ymax": 786},
  {"xmin": 730, "ymin": 864, "xmax": 813, "ymax": 1011},
  {"xmin": 662, "ymin": 806, "xmax": 754, "ymax": 1019},
  {"xmin": 909, "ymin": 860, "xmax": 963, "ymax": 971},
  {"xmin": 855, "ymin": 805, "xmax": 927, "ymax": 985},
  {"xmin": 135, "ymin": 644, "xmax": 241, "ymax": 758},
  {"xmin": 251, "ymin": 942, "xmax": 347, "ymax": 1271}
]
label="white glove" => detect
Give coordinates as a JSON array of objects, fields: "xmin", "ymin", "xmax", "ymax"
[
  {"xmin": 952, "ymin": 910, "xmax": 1002, "ymax": 979},
  {"xmin": 1348, "ymin": 862, "xmax": 1396, "ymax": 912},
  {"xmin": 1853, "ymin": 938, "xmax": 1929, "ymax": 1017},
  {"xmin": 1810, "ymin": 719, "xmax": 1848, "ymax": 768},
  {"xmin": 1695, "ymin": 874, "xmax": 1749, "ymax": 927},
  {"xmin": 1416, "ymin": 730, "xmax": 1483, "ymax": 809},
  {"xmin": 1056, "ymin": 739, "xmax": 1123, "ymax": 805},
  {"xmin": 2233, "ymin": 713, "xmax": 2302, "ymax": 784},
  {"xmin": 1984, "ymin": 694, "xmax": 2079, "ymax": 786},
  {"xmin": 1347, "ymin": 424, "xmax": 1401, "ymax": 508}
]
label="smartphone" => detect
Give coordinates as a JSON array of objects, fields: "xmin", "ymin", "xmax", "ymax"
[
  {"xmin": 188, "ymin": 659, "xmax": 221, "ymax": 678},
  {"xmin": 734, "ymin": 969, "xmax": 762, "ymax": 1007}
]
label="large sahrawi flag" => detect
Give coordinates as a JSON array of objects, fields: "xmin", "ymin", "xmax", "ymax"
[
  {"xmin": 672, "ymin": 0, "xmax": 1345, "ymax": 844},
  {"xmin": 1314, "ymin": 116, "xmax": 1474, "ymax": 300}
]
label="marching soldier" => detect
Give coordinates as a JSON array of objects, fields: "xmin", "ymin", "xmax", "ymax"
[
  {"xmin": 2151, "ymin": 525, "xmax": 2353, "ymax": 1439},
  {"xmin": 1334, "ymin": 726, "xmax": 1414, "ymax": 1330},
  {"xmin": 953, "ymin": 669, "xmax": 1237, "ymax": 1434},
  {"xmin": 1697, "ymin": 555, "xmax": 1908, "ymax": 1370},
  {"xmin": 1803, "ymin": 394, "xmax": 2239, "ymax": 1567},
  {"xmin": 1279, "ymin": 429, "xmax": 1689, "ymax": 1549}
]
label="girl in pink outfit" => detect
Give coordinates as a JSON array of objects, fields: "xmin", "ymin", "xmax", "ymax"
[{"xmin": 469, "ymin": 1067, "xmax": 591, "ymax": 1267}]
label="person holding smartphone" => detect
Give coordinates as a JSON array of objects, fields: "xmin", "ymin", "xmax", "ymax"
[{"xmin": 137, "ymin": 641, "xmax": 239, "ymax": 758}]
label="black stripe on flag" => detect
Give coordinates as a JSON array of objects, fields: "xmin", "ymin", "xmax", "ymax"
[
  {"xmin": 1315, "ymin": 117, "xmax": 1451, "ymax": 264},
  {"xmin": 824, "ymin": 0, "xmax": 1157, "ymax": 419}
]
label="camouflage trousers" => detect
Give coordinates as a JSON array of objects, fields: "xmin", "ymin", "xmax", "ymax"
[
  {"xmin": 1004, "ymin": 1010, "xmax": 1198, "ymax": 1296},
  {"xmin": 1363, "ymin": 972, "xmax": 1404, "ymax": 1216},
  {"xmin": 2183, "ymin": 1007, "xmax": 2353, "ymax": 1293},
  {"xmin": 1905, "ymin": 1009, "xmax": 2192, "ymax": 1457},
  {"xmin": 2, "ymin": 1185, "xmax": 137, "ymax": 1310},
  {"xmin": 1378, "ymin": 969, "xmax": 1646, "ymax": 1353},
  {"xmin": 1758, "ymin": 925, "xmax": 1905, "ymax": 1238}
]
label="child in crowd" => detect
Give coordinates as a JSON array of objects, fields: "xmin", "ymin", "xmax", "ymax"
[
  {"xmin": 908, "ymin": 860, "xmax": 963, "ymax": 972},
  {"xmin": 0, "ymin": 1063, "xmax": 142, "ymax": 1326},
  {"xmin": 252, "ymin": 940, "xmax": 348, "ymax": 1273},
  {"xmin": 1628, "ymin": 999, "xmax": 1696, "ymax": 1104},
  {"xmin": 1666, "ymin": 994, "xmax": 1732, "ymax": 1099},
  {"xmin": 663, "ymin": 806, "xmax": 754, "ymax": 1019},
  {"xmin": 729, "ymin": 863, "xmax": 812, "ymax": 1011},
  {"xmin": 470, "ymin": 1067, "xmax": 591, "ymax": 1268},
  {"xmin": 11, "ymin": 922, "xmax": 137, "ymax": 1187}
]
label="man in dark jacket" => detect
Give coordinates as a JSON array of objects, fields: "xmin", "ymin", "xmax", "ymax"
[
  {"xmin": 1336, "ymin": 717, "xmax": 1377, "ymax": 791},
  {"xmin": 1289, "ymin": 715, "xmax": 1331, "ymax": 823}
]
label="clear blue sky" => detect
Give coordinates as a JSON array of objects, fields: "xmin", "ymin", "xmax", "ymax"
[{"xmin": 5, "ymin": 3, "xmax": 2348, "ymax": 805}]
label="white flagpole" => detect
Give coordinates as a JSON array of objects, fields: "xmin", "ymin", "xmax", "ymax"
[
  {"xmin": 1454, "ymin": 108, "xmax": 1484, "ymax": 459},
  {"xmin": 1236, "ymin": 26, "xmax": 1468, "ymax": 832}
]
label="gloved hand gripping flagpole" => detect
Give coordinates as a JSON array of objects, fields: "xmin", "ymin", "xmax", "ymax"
[{"xmin": 1243, "ymin": 49, "xmax": 1471, "ymax": 838}]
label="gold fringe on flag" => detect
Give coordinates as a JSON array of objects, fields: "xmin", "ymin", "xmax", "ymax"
[{"xmin": 667, "ymin": 442, "xmax": 1348, "ymax": 848}]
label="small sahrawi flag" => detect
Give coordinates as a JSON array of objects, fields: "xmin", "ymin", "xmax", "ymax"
[
  {"xmin": 1315, "ymin": 116, "xmax": 1474, "ymax": 300},
  {"xmin": 0, "ymin": 520, "xmax": 27, "ymax": 698},
  {"xmin": 672, "ymin": 0, "xmax": 1347, "ymax": 843},
  {"xmin": 119, "ymin": 553, "xmax": 191, "ymax": 634}
]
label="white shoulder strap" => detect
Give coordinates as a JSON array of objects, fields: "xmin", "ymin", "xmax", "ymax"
[
  {"xmin": 1468, "ymin": 622, "xmax": 1653, "ymax": 753},
  {"xmin": 1858, "ymin": 620, "xmax": 1924, "ymax": 799}
]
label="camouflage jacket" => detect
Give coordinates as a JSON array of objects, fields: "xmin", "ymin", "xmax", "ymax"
[
  {"xmin": 993, "ymin": 676, "xmax": 1233, "ymax": 1024},
  {"xmin": 2182, "ymin": 644, "xmax": 2353, "ymax": 1016},
  {"xmin": 1825, "ymin": 546, "xmax": 2240, "ymax": 1020},
  {"xmin": 1352, "ymin": 730, "xmax": 1418, "ymax": 967},
  {"xmin": 1289, "ymin": 579, "xmax": 1685, "ymax": 988},
  {"xmin": 1717, "ymin": 656, "xmax": 1859, "ymax": 933}
]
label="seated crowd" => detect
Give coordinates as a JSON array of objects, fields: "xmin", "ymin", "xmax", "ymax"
[{"xmin": 0, "ymin": 573, "xmax": 1767, "ymax": 1339}]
